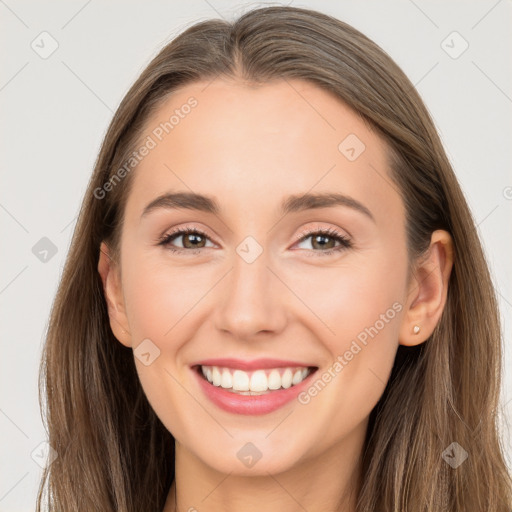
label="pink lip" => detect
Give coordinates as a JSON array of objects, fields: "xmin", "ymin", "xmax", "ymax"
[
  {"xmin": 193, "ymin": 358, "xmax": 315, "ymax": 371},
  {"xmin": 191, "ymin": 365, "xmax": 318, "ymax": 416}
]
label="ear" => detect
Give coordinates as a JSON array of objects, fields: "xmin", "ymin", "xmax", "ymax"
[
  {"xmin": 399, "ymin": 230, "xmax": 454, "ymax": 346},
  {"xmin": 97, "ymin": 241, "xmax": 132, "ymax": 348}
]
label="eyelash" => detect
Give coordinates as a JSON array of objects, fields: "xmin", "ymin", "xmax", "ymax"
[{"xmin": 157, "ymin": 225, "xmax": 352, "ymax": 257}]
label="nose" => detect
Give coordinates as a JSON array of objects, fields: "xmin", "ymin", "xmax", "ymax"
[{"xmin": 214, "ymin": 246, "xmax": 287, "ymax": 341}]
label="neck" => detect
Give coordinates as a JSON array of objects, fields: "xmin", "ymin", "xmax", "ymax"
[{"xmin": 162, "ymin": 422, "xmax": 366, "ymax": 512}]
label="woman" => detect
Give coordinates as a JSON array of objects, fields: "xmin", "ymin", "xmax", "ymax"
[{"xmin": 36, "ymin": 5, "xmax": 512, "ymax": 511}]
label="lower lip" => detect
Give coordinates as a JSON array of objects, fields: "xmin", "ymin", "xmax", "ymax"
[{"xmin": 192, "ymin": 366, "xmax": 317, "ymax": 415}]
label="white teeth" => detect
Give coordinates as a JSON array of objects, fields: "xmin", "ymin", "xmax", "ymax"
[
  {"xmin": 292, "ymin": 369, "xmax": 303, "ymax": 385},
  {"xmin": 220, "ymin": 369, "xmax": 232, "ymax": 389},
  {"xmin": 267, "ymin": 369, "xmax": 281, "ymax": 390},
  {"xmin": 199, "ymin": 365, "xmax": 313, "ymax": 393},
  {"xmin": 232, "ymin": 370, "xmax": 250, "ymax": 391},
  {"xmin": 281, "ymin": 368, "xmax": 293, "ymax": 389},
  {"xmin": 212, "ymin": 367, "xmax": 222, "ymax": 386},
  {"xmin": 249, "ymin": 370, "xmax": 268, "ymax": 392}
]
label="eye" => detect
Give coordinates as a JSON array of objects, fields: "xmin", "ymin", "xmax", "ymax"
[
  {"xmin": 293, "ymin": 227, "xmax": 352, "ymax": 256},
  {"xmin": 158, "ymin": 226, "xmax": 215, "ymax": 253}
]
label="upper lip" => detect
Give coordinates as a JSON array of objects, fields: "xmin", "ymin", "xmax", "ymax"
[{"xmin": 192, "ymin": 358, "xmax": 317, "ymax": 371}]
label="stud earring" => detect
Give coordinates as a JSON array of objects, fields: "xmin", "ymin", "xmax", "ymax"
[{"xmin": 413, "ymin": 325, "xmax": 420, "ymax": 334}]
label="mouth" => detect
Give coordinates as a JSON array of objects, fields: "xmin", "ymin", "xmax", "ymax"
[
  {"xmin": 192, "ymin": 363, "xmax": 318, "ymax": 395},
  {"xmin": 190, "ymin": 357, "xmax": 319, "ymax": 415}
]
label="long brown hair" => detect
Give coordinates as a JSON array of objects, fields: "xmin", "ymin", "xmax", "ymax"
[{"xmin": 36, "ymin": 6, "xmax": 512, "ymax": 511}]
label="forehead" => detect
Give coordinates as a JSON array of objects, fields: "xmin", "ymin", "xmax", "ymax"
[{"xmin": 125, "ymin": 78, "xmax": 402, "ymax": 226}]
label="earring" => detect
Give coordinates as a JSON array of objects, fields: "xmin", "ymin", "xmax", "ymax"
[{"xmin": 413, "ymin": 325, "xmax": 420, "ymax": 334}]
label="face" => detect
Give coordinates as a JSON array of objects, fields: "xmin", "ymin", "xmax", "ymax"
[{"xmin": 106, "ymin": 78, "xmax": 412, "ymax": 475}]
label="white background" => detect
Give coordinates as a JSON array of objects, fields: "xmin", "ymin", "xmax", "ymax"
[{"xmin": 1, "ymin": 1, "xmax": 511, "ymax": 510}]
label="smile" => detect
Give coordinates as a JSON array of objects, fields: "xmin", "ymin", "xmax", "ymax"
[
  {"xmin": 199, "ymin": 365, "xmax": 313, "ymax": 394},
  {"xmin": 191, "ymin": 358, "xmax": 318, "ymax": 415}
]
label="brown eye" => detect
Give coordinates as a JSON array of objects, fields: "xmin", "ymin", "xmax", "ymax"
[
  {"xmin": 310, "ymin": 233, "xmax": 337, "ymax": 250},
  {"xmin": 181, "ymin": 232, "xmax": 207, "ymax": 249},
  {"xmin": 294, "ymin": 228, "xmax": 352, "ymax": 256},
  {"xmin": 158, "ymin": 227, "xmax": 214, "ymax": 253}
]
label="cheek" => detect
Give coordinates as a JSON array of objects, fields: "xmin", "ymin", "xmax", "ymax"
[
  {"xmin": 119, "ymin": 253, "xmax": 205, "ymax": 435},
  {"xmin": 285, "ymin": 248, "xmax": 406, "ymax": 354},
  {"xmin": 287, "ymin": 248, "xmax": 406, "ymax": 425},
  {"xmin": 122, "ymin": 253, "xmax": 201, "ymax": 342}
]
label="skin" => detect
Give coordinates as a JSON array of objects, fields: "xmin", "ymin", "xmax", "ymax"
[{"xmin": 98, "ymin": 78, "xmax": 453, "ymax": 512}]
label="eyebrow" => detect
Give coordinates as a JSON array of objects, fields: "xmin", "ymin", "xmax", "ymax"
[{"xmin": 141, "ymin": 191, "xmax": 375, "ymax": 222}]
